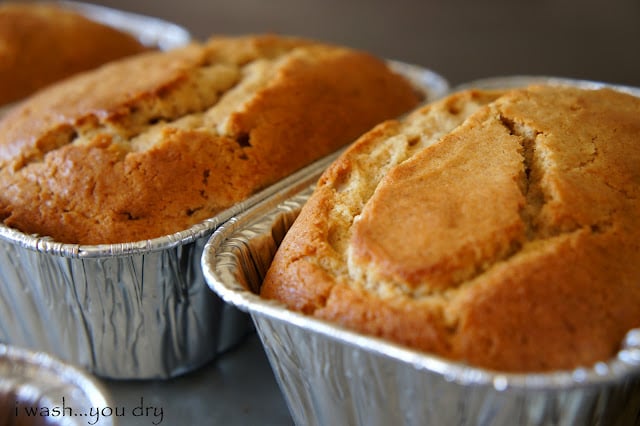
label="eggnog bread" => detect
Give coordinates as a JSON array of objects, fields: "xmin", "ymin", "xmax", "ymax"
[
  {"xmin": 0, "ymin": 34, "xmax": 422, "ymax": 244},
  {"xmin": 261, "ymin": 86, "xmax": 640, "ymax": 372}
]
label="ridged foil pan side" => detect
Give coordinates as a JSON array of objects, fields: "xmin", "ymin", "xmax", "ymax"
[
  {"xmin": 0, "ymin": 62, "xmax": 447, "ymax": 380},
  {"xmin": 0, "ymin": 343, "xmax": 113, "ymax": 426},
  {"xmin": 0, "ymin": 234, "xmax": 225, "ymax": 380},
  {"xmin": 0, "ymin": 149, "xmax": 342, "ymax": 380},
  {"xmin": 202, "ymin": 78, "xmax": 640, "ymax": 425}
]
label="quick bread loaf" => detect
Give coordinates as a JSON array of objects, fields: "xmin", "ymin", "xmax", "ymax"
[
  {"xmin": 0, "ymin": 2, "xmax": 149, "ymax": 106},
  {"xmin": 0, "ymin": 34, "xmax": 422, "ymax": 244},
  {"xmin": 261, "ymin": 85, "xmax": 640, "ymax": 372}
]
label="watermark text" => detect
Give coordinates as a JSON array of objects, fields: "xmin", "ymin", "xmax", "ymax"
[{"xmin": 15, "ymin": 396, "xmax": 163, "ymax": 425}]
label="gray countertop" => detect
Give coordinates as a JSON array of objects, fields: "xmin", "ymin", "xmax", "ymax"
[{"xmin": 104, "ymin": 333, "xmax": 292, "ymax": 426}]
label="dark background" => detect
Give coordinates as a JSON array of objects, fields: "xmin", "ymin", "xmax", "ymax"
[{"xmin": 88, "ymin": 0, "xmax": 640, "ymax": 88}]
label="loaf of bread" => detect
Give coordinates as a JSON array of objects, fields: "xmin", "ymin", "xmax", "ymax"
[
  {"xmin": 0, "ymin": 34, "xmax": 422, "ymax": 244},
  {"xmin": 0, "ymin": 2, "xmax": 149, "ymax": 106},
  {"xmin": 261, "ymin": 85, "xmax": 640, "ymax": 372}
]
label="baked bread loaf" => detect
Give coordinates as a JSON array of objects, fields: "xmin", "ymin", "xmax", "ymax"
[
  {"xmin": 0, "ymin": 2, "xmax": 148, "ymax": 106},
  {"xmin": 0, "ymin": 34, "xmax": 422, "ymax": 244},
  {"xmin": 261, "ymin": 85, "xmax": 640, "ymax": 372}
]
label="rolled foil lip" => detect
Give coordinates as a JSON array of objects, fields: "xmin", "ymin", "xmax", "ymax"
[
  {"xmin": 452, "ymin": 75, "xmax": 640, "ymax": 97},
  {"xmin": 0, "ymin": 61, "xmax": 448, "ymax": 258},
  {"xmin": 0, "ymin": 343, "xmax": 113, "ymax": 425},
  {"xmin": 56, "ymin": 0, "xmax": 192, "ymax": 51},
  {"xmin": 202, "ymin": 76, "xmax": 640, "ymax": 394}
]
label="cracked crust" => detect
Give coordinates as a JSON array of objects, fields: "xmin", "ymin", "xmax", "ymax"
[
  {"xmin": 0, "ymin": 3, "xmax": 149, "ymax": 106},
  {"xmin": 0, "ymin": 34, "xmax": 422, "ymax": 244},
  {"xmin": 261, "ymin": 85, "xmax": 640, "ymax": 372}
]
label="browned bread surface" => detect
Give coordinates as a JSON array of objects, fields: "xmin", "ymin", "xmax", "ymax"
[
  {"xmin": 0, "ymin": 34, "xmax": 422, "ymax": 244},
  {"xmin": 261, "ymin": 86, "xmax": 640, "ymax": 372},
  {"xmin": 0, "ymin": 3, "xmax": 149, "ymax": 106}
]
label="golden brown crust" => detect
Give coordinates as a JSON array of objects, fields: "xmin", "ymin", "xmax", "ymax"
[
  {"xmin": 0, "ymin": 3, "xmax": 149, "ymax": 105},
  {"xmin": 0, "ymin": 34, "xmax": 422, "ymax": 244},
  {"xmin": 261, "ymin": 86, "xmax": 640, "ymax": 372}
]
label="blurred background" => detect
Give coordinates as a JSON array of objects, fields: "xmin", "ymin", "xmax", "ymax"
[{"xmin": 89, "ymin": 0, "xmax": 640, "ymax": 88}]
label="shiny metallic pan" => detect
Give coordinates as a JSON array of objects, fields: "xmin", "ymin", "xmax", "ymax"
[
  {"xmin": 0, "ymin": 343, "xmax": 113, "ymax": 426},
  {"xmin": 202, "ymin": 79, "xmax": 640, "ymax": 425},
  {"xmin": 0, "ymin": 55, "xmax": 447, "ymax": 379},
  {"xmin": 0, "ymin": 151, "xmax": 338, "ymax": 380},
  {"xmin": 0, "ymin": 3, "xmax": 194, "ymax": 380}
]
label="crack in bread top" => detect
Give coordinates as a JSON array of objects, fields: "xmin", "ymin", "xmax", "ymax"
[
  {"xmin": 0, "ymin": 35, "xmax": 422, "ymax": 244},
  {"xmin": 346, "ymin": 86, "xmax": 640, "ymax": 297},
  {"xmin": 260, "ymin": 85, "xmax": 640, "ymax": 370}
]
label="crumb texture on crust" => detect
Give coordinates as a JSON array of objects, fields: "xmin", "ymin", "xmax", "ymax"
[
  {"xmin": 0, "ymin": 34, "xmax": 421, "ymax": 244},
  {"xmin": 261, "ymin": 86, "xmax": 640, "ymax": 372},
  {"xmin": 0, "ymin": 2, "xmax": 149, "ymax": 105}
]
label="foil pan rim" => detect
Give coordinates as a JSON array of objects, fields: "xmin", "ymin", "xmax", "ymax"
[
  {"xmin": 452, "ymin": 74, "xmax": 640, "ymax": 98},
  {"xmin": 0, "ymin": 343, "xmax": 112, "ymax": 412},
  {"xmin": 202, "ymin": 76, "xmax": 640, "ymax": 392}
]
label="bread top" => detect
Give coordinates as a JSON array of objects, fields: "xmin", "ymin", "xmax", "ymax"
[
  {"xmin": 0, "ymin": 34, "xmax": 422, "ymax": 244},
  {"xmin": 261, "ymin": 85, "xmax": 640, "ymax": 372},
  {"xmin": 0, "ymin": 3, "xmax": 148, "ymax": 105}
]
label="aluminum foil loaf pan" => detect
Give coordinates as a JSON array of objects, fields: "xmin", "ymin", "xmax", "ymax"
[
  {"xmin": 201, "ymin": 78, "xmax": 640, "ymax": 425},
  {"xmin": 0, "ymin": 343, "xmax": 113, "ymax": 426},
  {"xmin": 0, "ymin": 150, "xmax": 339, "ymax": 380},
  {"xmin": 0, "ymin": 61, "xmax": 448, "ymax": 380}
]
